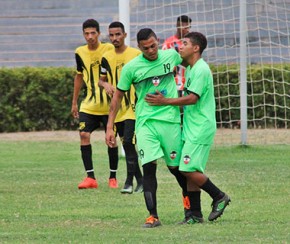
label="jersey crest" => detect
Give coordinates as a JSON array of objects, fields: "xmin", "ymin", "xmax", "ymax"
[{"xmin": 152, "ymin": 76, "xmax": 160, "ymax": 86}]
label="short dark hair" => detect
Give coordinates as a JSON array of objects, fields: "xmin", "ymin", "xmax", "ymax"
[
  {"xmin": 177, "ymin": 15, "xmax": 192, "ymax": 24},
  {"xmin": 184, "ymin": 32, "xmax": 207, "ymax": 54},
  {"xmin": 137, "ymin": 28, "xmax": 157, "ymax": 43},
  {"xmin": 109, "ymin": 21, "xmax": 125, "ymax": 32},
  {"xmin": 82, "ymin": 19, "xmax": 100, "ymax": 32}
]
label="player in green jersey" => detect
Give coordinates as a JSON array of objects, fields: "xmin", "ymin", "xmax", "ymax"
[
  {"xmin": 99, "ymin": 21, "xmax": 143, "ymax": 194},
  {"xmin": 71, "ymin": 19, "xmax": 119, "ymax": 190},
  {"xmin": 106, "ymin": 28, "xmax": 189, "ymax": 228},
  {"xmin": 146, "ymin": 32, "xmax": 231, "ymax": 223}
]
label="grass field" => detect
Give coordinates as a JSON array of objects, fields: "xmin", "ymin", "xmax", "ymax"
[{"xmin": 0, "ymin": 133, "xmax": 289, "ymax": 243}]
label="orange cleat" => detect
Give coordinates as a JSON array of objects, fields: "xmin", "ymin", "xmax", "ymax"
[
  {"xmin": 143, "ymin": 215, "xmax": 161, "ymax": 228},
  {"xmin": 108, "ymin": 178, "xmax": 118, "ymax": 188},
  {"xmin": 78, "ymin": 177, "xmax": 98, "ymax": 189}
]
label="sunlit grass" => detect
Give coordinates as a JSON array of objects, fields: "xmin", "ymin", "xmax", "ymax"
[{"xmin": 0, "ymin": 140, "xmax": 289, "ymax": 243}]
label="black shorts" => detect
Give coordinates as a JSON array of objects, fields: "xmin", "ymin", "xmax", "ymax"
[
  {"xmin": 78, "ymin": 112, "xmax": 108, "ymax": 133},
  {"xmin": 115, "ymin": 119, "xmax": 136, "ymax": 145}
]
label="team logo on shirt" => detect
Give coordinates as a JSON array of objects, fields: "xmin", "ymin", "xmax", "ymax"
[
  {"xmin": 183, "ymin": 155, "xmax": 191, "ymax": 164},
  {"xmin": 152, "ymin": 76, "xmax": 160, "ymax": 86},
  {"xmin": 170, "ymin": 151, "xmax": 177, "ymax": 159}
]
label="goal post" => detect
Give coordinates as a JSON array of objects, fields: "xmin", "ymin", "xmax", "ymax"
[
  {"xmin": 239, "ymin": 0, "xmax": 247, "ymax": 145},
  {"xmin": 119, "ymin": 0, "xmax": 131, "ymax": 46},
  {"xmin": 119, "ymin": 0, "xmax": 290, "ymax": 145}
]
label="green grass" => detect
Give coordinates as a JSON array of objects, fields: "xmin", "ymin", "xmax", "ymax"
[{"xmin": 0, "ymin": 140, "xmax": 289, "ymax": 243}]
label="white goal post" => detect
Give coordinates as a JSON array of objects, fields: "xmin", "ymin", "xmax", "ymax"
[{"xmin": 119, "ymin": 0, "xmax": 290, "ymax": 145}]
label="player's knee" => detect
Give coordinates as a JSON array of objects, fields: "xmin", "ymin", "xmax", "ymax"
[
  {"xmin": 143, "ymin": 162, "xmax": 157, "ymax": 179},
  {"xmin": 79, "ymin": 131, "xmax": 90, "ymax": 143},
  {"xmin": 123, "ymin": 142, "xmax": 137, "ymax": 157},
  {"xmin": 168, "ymin": 166, "xmax": 179, "ymax": 176}
]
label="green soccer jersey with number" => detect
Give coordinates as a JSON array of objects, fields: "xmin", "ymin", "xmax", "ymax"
[
  {"xmin": 117, "ymin": 49, "xmax": 182, "ymax": 129},
  {"xmin": 182, "ymin": 58, "xmax": 217, "ymax": 144}
]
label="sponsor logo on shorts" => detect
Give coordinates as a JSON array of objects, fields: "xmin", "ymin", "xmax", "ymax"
[
  {"xmin": 79, "ymin": 122, "xmax": 86, "ymax": 130},
  {"xmin": 183, "ymin": 155, "xmax": 190, "ymax": 164},
  {"xmin": 170, "ymin": 151, "xmax": 177, "ymax": 159}
]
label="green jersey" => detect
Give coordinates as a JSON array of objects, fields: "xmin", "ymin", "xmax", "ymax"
[
  {"xmin": 117, "ymin": 49, "xmax": 182, "ymax": 129},
  {"xmin": 182, "ymin": 58, "xmax": 216, "ymax": 144}
]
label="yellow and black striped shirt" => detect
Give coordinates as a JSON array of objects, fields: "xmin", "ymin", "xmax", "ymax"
[
  {"xmin": 100, "ymin": 46, "xmax": 141, "ymax": 122},
  {"xmin": 75, "ymin": 42, "xmax": 114, "ymax": 115}
]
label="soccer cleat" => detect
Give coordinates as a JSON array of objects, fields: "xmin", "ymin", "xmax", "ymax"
[
  {"xmin": 143, "ymin": 216, "xmax": 162, "ymax": 228},
  {"xmin": 134, "ymin": 183, "xmax": 144, "ymax": 193},
  {"xmin": 108, "ymin": 178, "xmax": 118, "ymax": 188},
  {"xmin": 78, "ymin": 177, "xmax": 98, "ymax": 189},
  {"xmin": 120, "ymin": 184, "xmax": 133, "ymax": 194},
  {"xmin": 179, "ymin": 215, "xmax": 204, "ymax": 225},
  {"xmin": 208, "ymin": 193, "xmax": 231, "ymax": 221}
]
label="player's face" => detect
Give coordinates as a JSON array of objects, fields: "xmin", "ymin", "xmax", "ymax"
[
  {"xmin": 179, "ymin": 37, "xmax": 196, "ymax": 60},
  {"xmin": 177, "ymin": 21, "xmax": 191, "ymax": 38},
  {"xmin": 83, "ymin": 27, "xmax": 100, "ymax": 46},
  {"xmin": 109, "ymin": 27, "xmax": 126, "ymax": 48},
  {"xmin": 138, "ymin": 36, "xmax": 159, "ymax": 61}
]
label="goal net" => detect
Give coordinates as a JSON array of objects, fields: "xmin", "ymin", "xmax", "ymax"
[{"xmin": 129, "ymin": 0, "xmax": 290, "ymax": 145}]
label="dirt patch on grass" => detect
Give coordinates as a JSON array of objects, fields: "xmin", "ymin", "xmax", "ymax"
[
  {"xmin": 0, "ymin": 130, "xmax": 105, "ymax": 143},
  {"xmin": 0, "ymin": 129, "xmax": 289, "ymax": 145}
]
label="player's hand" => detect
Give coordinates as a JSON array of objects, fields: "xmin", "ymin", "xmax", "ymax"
[
  {"xmin": 104, "ymin": 83, "xmax": 115, "ymax": 97},
  {"xmin": 145, "ymin": 91, "xmax": 165, "ymax": 105},
  {"xmin": 71, "ymin": 104, "xmax": 79, "ymax": 118},
  {"xmin": 106, "ymin": 128, "xmax": 116, "ymax": 148}
]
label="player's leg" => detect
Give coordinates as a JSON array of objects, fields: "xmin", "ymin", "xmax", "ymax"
[
  {"xmin": 77, "ymin": 112, "xmax": 99, "ymax": 189},
  {"xmin": 180, "ymin": 171, "xmax": 204, "ymax": 224},
  {"xmin": 200, "ymin": 175, "xmax": 231, "ymax": 221},
  {"xmin": 180, "ymin": 143, "xmax": 231, "ymax": 222},
  {"xmin": 136, "ymin": 121, "xmax": 162, "ymax": 228},
  {"xmin": 159, "ymin": 121, "xmax": 189, "ymax": 222},
  {"xmin": 115, "ymin": 121, "xmax": 134, "ymax": 193},
  {"xmin": 121, "ymin": 119, "xmax": 143, "ymax": 193},
  {"xmin": 102, "ymin": 115, "xmax": 119, "ymax": 188},
  {"xmin": 142, "ymin": 161, "xmax": 161, "ymax": 228}
]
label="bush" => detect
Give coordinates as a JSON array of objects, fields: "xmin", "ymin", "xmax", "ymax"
[
  {"xmin": 0, "ymin": 67, "xmax": 76, "ymax": 132},
  {"xmin": 0, "ymin": 65, "xmax": 289, "ymax": 132}
]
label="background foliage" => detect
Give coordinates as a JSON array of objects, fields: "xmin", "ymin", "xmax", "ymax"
[
  {"xmin": 0, "ymin": 67, "xmax": 75, "ymax": 132},
  {"xmin": 0, "ymin": 66, "xmax": 289, "ymax": 132}
]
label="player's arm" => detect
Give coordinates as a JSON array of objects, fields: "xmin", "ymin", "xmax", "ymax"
[
  {"xmin": 99, "ymin": 57, "xmax": 115, "ymax": 97},
  {"xmin": 145, "ymin": 90, "xmax": 199, "ymax": 106},
  {"xmin": 98, "ymin": 75, "xmax": 115, "ymax": 97},
  {"xmin": 106, "ymin": 89, "xmax": 125, "ymax": 147},
  {"xmin": 71, "ymin": 73, "xmax": 83, "ymax": 118}
]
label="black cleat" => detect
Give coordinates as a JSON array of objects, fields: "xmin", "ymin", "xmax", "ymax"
[
  {"xmin": 120, "ymin": 184, "xmax": 133, "ymax": 194},
  {"xmin": 179, "ymin": 215, "xmax": 204, "ymax": 225},
  {"xmin": 208, "ymin": 193, "xmax": 231, "ymax": 221},
  {"xmin": 134, "ymin": 183, "xmax": 143, "ymax": 193}
]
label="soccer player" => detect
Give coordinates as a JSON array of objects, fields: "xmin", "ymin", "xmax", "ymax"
[
  {"xmin": 98, "ymin": 21, "xmax": 143, "ymax": 194},
  {"xmin": 146, "ymin": 32, "xmax": 231, "ymax": 223},
  {"xmin": 162, "ymin": 15, "xmax": 192, "ymax": 93},
  {"xmin": 71, "ymin": 19, "xmax": 119, "ymax": 189},
  {"xmin": 105, "ymin": 28, "xmax": 189, "ymax": 228}
]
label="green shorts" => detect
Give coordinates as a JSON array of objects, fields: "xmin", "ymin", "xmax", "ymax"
[
  {"xmin": 136, "ymin": 120, "xmax": 182, "ymax": 167},
  {"xmin": 178, "ymin": 142, "xmax": 212, "ymax": 173}
]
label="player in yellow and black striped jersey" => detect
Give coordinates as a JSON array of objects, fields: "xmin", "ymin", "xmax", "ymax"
[
  {"xmin": 71, "ymin": 19, "xmax": 119, "ymax": 190},
  {"xmin": 99, "ymin": 21, "xmax": 143, "ymax": 194}
]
